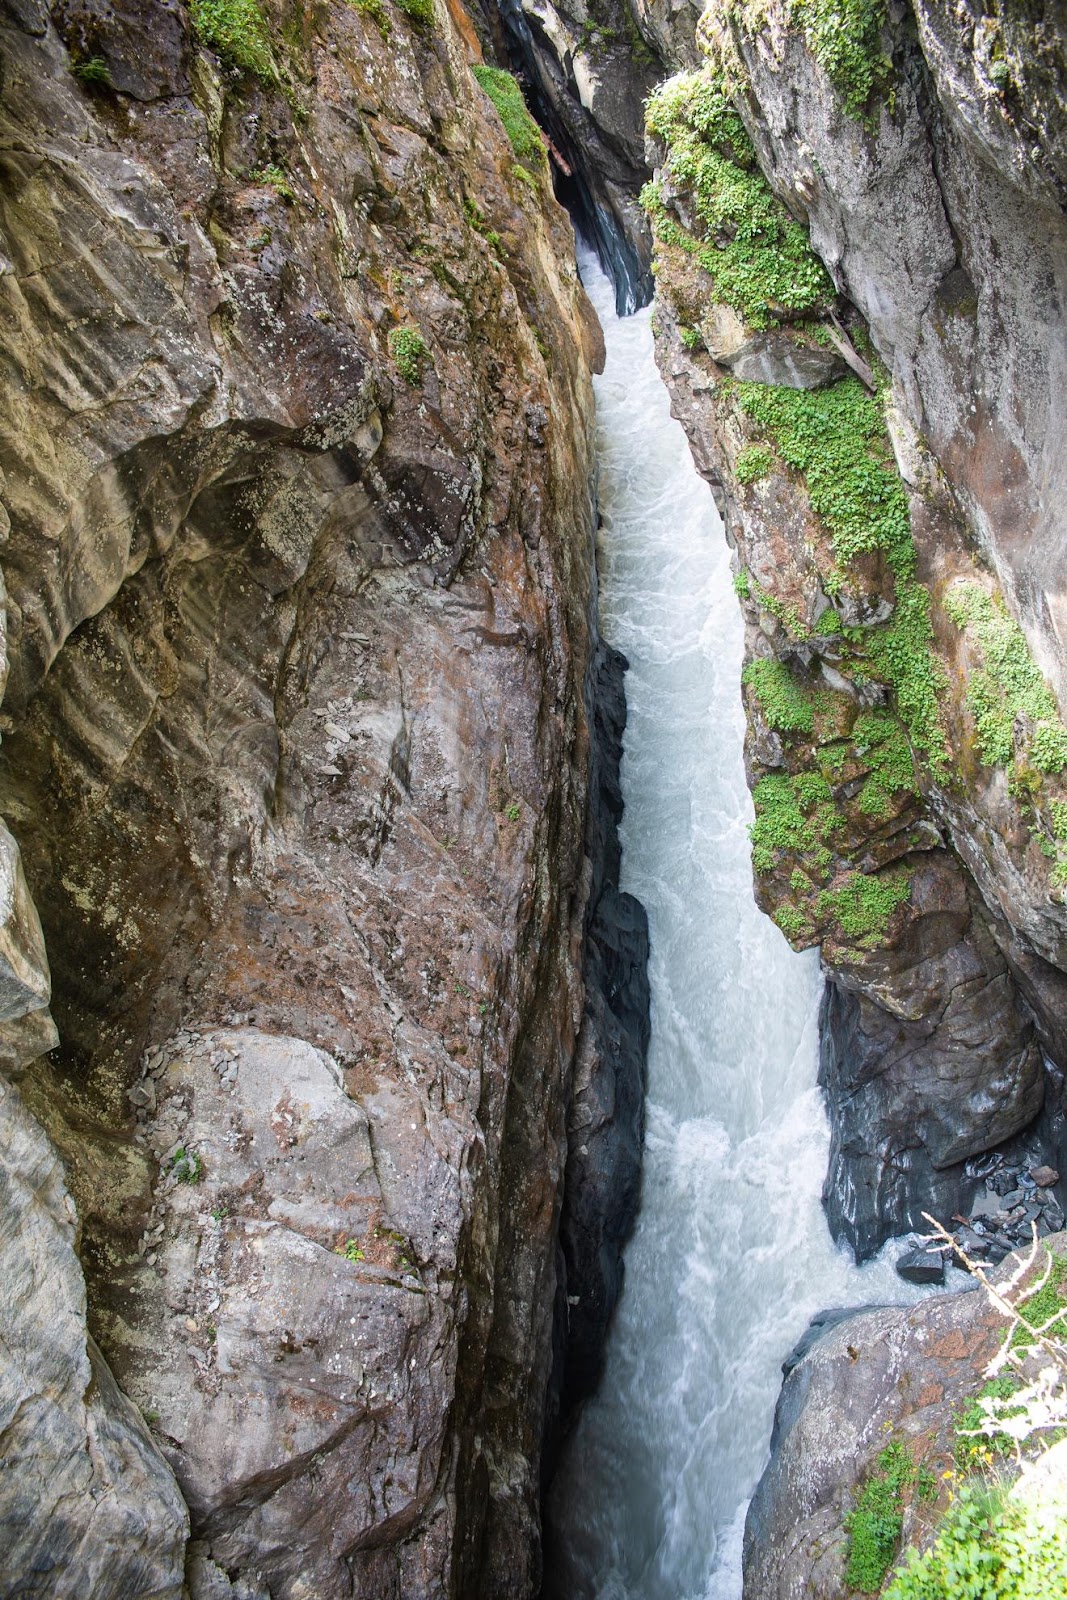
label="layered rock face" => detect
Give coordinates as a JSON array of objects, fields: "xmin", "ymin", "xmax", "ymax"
[
  {"xmin": 0, "ymin": 0, "xmax": 611, "ymax": 1592},
  {"xmin": 635, "ymin": 0, "xmax": 1067, "ymax": 1257}
]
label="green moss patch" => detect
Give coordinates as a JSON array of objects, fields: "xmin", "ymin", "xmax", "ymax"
[
  {"xmin": 945, "ymin": 582, "xmax": 1067, "ymax": 776},
  {"xmin": 817, "ymin": 866, "xmax": 909, "ymax": 948},
  {"xmin": 471, "ymin": 66, "xmax": 546, "ymax": 170},
  {"xmin": 642, "ymin": 70, "xmax": 833, "ymax": 330}
]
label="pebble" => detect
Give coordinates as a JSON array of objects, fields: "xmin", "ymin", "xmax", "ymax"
[{"xmin": 1031, "ymin": 1165, "xmax": 1060, "ymax": 1188}]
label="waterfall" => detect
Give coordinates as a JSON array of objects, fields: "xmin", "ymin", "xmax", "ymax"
[{"xmin": 545, "ymin": 257, "xmax": 931, "ymax": 1600}]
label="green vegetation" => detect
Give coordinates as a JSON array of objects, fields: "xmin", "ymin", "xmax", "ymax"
[
  {"xmin": 750, "ymin": 771, "xmax": 842, "ymax": 875},
  {"xmin": 886, "ymin": 1485, "xmax": 1067, "ymax": 1600},
  {"xmin": 505, "ymin": 802, "xmax": 521, "ymax": 822},
  {"xmin": 944, "ymin": 582, "xmax": 1067, "ymax": 776},
  {"xmin": 734, "ymin": 377, "xmax": 948, "ymax": 775},
  {"xmin": 845, "ymin": 1441, "xmax": 933, "ymax": 1593},
  {"xmin": 1010, "ymin": 1253, "xmax": 1067, "ymax": 1351},
  {"xmin": 70, "ymin": 55, "xmax": 111, "ymax": 85},
  {"xmin": 790, "ymin": 0, "xmax": 892, "ymax": 119},
  {"xmin": 642, "ymin": 71, "xmax": 833, "ymax": 329},
  {"xmin": 853, "ymin": 709, "xmax": 918, "ymax": 819},
  {"xmin": 349, "ymin": 0, "xmax": 390, "ymax": 35},
  {"xmin": 170, "ymin": 1147, "xmax": 203, "ymax": 1184},
  {"xmin": 732, "ymin": 568, "xmax": 751, "ymax": 600},
  {"xmin": 735, "ymin": 443, "xmax": 774, "ymax": 484},
  {"xmin": 388, "ymin": 325, "xmax": 429, "ymax": 385},
  {"xmin": 471, "ymin": 66, "xmax": 545, "ymax": 171},
  {"xmin": 463, "ymin": 196, "xmax": 504, "ymax": 256},
  {"xmin": 249, "ymin": 163, "xmax": 295, "ymax": 202},
  {"xmin": 954, "ymin": 1374, "xmax": 1024, "ymax": 1472},
  {"xmin": 817, "ymin": 866, "xmax": 909, "ymax": 946},
  {"xmin": 742, "ymin": 658, "xmax": 815, "ymax": 734},
  {"xmin": 335, "ymin": 1238, "xmax": 365, "ymax": 1262},
  {"xmin": 189, "ymin": 0, "xmax": 278, "ymax": 81},
  {"xmin": 396, "ymin": 0, "xmax": 435, "ymax": 25},
  {"xmin": 679, "ymin": 325, "xmax": 704, "ymax": 351}
]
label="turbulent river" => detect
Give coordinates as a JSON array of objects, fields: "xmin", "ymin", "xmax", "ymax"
[{"xmin": 546, "ymin": 258, "xmax": 925, "ymax": 1600}]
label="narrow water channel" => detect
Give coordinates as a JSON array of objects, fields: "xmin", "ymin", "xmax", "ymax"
[{"xmin": 546, "ymin": 258, "xmax": 925, "ymax": 1600}]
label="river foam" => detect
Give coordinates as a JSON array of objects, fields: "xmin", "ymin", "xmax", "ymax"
[{"xmin": 545, "ymin": 257, "xmax": 928, "ymax": 1600}]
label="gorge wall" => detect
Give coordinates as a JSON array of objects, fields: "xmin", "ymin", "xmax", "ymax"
[
  {"xmin": 512, "ymin": 0, "xmax": 1067, "ymax": 1259},
  {"xmin": 0, "ymin": 0, "xmax": 647, "ymax": 1592}
]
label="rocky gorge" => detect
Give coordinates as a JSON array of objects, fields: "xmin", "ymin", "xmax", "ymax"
[{"xmin": 3, "ymin": 0, "xmax": 1067, "ymax": 1596}]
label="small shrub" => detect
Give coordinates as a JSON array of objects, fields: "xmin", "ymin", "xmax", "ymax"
[
  {"xmin": 388, "ymin": 325, "xmax": 429, "ymax": 385},
  {"xmin": 733, "ymin": 569, "xmax": 751, "ymax": 600},
  {"xmin": 886, "ymin": 1484, "xmax": 1067, "ymax": 1600},
  {"xmin": 189, "ymin": 0, "xmax": 278, "ymax": 81},
  {"xmin": 71, "ymin": 55, "xmax": 111, "ymax": 85}
]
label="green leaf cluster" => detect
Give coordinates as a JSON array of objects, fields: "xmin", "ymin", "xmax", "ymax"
[
  {"xmin": 886, "ymin": 1485, "xmax": 1067, "ymax": 1600},
  {"xmin": 944, "ymin": 582, "xmax": 1067, "ymax": 776},
  {"xmin": 853, "ymin": 709, "xmax": 918, "ymax": 818},
  {"xmin": 735, "ymin": 443, "xmax": 773, "ymax": 484},
  {"xmin": 471, "ymin": 66, "xmax": 545, "ymax": 169},
  {"xmin": 642, "ymin": 70, "xmax": 833, "ymax": 329},
  {"xmin": 750, "ymin": 770, "xmax": 841, "ymax": 874},
  {"xmin": 742, "ymin": 658, "xmax": 815, "ymax": 733},
  {"xmin": 733, "ymin": 377, "xmax": 948, "ymax": 773},
  {"xmin": 817, "ymin": 866, "xmax": 909, "ymax": 945},
  {"xmin": 388, "ymin": 325, "xmax": 429, "ymax": 385},
  {"xmin": 789, "ymin": 0, "xmax": 893, "ymax": 119},
  {"xmin": 845, "ymin": 1441, "xmax": 921, "ymax": 1592},
  {"xmin": 189, "ymin": 0, "xmax": 278, "ymax": 81}
]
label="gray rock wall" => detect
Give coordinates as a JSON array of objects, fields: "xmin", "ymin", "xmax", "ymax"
[{"xmin": 0, "ymin": 0, "xmax": 607, "ymax": 1592}]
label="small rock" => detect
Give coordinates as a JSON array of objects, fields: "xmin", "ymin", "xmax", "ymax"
[
  {"xmin": 896, "ymin": 1247, "xmax": 945, "ymax": 1285},
  {"xmin": 1002, "ymin": 1189, "xmax": 1024, "ymax": 1207},
  {"xmin": 1030, "ymin": 1165, "xmax": 1060, "ymax": 1188}
]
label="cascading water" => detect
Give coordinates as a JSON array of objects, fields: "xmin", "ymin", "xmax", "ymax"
[{"xmin": 546, "ymin": 256, "xmax": 931, "ymax": 1600}]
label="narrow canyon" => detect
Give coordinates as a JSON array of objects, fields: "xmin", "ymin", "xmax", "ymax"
[{"xmin": 1, "ymin": 2, "xmax": 1066, "ymax": 1598}]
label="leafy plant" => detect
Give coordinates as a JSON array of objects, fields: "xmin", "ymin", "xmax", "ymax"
[
  {"xmin": 249, "ymin": 163, "xmax": 295, "ymax": 202},
  {"xmin": 845, "ymin": 1441, "xmax": 922, "ymax": 1592},
  {"xmin": 789, "ymin": 0, "xmax": 893, "ymax": 119},
  {"xmin": 735, "ymin": 443, "xmax": 774, "ymax": 484},
  {"xmin": 335, "ymin": 1238, "xmax": 365, "ymax": 1262},
  {"xmin": 886, "ymin": 1485, "xmax": 1067, "ymax": 1600},
  {"xmin": 388, "ymin": 325, "xmax": 429, "ymax": 385},
  {"xmin": 70, "ymin": 55, "xmax": 111, "ymax": 85},
  {"xmin": 642, "ymin": 70, "xmax": 833, "ymax": 330},
  {"xmin": 396, "ymin": 0, "xmax": 434, "ymax": 25},
  {"xmin": 742, "ymin": 658, "xmax": 815, "ymax": 734},
  {"xmin": 189, "ymin": 0, "xmax": 278, "ymax": 81}
]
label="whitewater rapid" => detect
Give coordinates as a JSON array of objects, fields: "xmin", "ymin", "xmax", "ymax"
[{"xmin": 545, "ymin": 257, "xmax": 925, "ymax": 1600}]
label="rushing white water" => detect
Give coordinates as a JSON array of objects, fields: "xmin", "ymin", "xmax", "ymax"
[{"xmin": 546, "ymin": 257, "xmax": 928, "ymax": 1600}]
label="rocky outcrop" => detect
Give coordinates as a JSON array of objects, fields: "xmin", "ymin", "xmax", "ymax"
[
  {"xmin": 0, "ymin": 0, "xmax": 609, "ymax": 1591},
  {"xmin": 1, "ymin": 1073, "xmax": 189, "ymax": 1599},
  {"xmin": 744, "ymin": 1232, "xmax": 1067, "ymax": 1599},
  {"xmin": 629, "ymin": 0, "xmax": 1067, "ymax": 1257}
]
